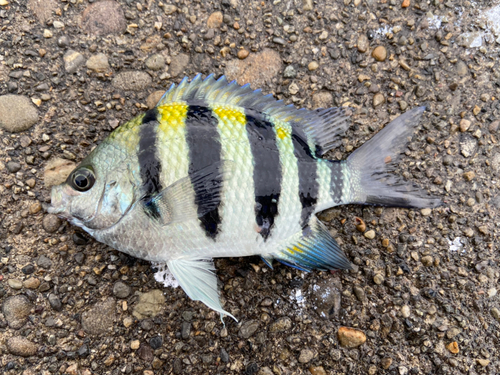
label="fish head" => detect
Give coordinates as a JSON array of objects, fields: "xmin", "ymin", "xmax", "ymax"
[{"xmin": 48, "ymin": 146, "xmax": 137, "ymax": 232}]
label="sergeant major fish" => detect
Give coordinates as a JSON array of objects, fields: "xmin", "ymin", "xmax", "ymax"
[{"xmin": 49, "ymin": 74, "xmax": 441, "ymax": 320}]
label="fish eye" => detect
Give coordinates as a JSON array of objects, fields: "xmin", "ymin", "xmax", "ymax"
[{"xmin": 70, "ymin": 167, "xmax": 95, "ymax": 192}]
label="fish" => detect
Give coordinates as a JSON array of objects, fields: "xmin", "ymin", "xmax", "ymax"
[{"xmin": 48, "ymin": 74, "xmax": 441, "ymax": 320}]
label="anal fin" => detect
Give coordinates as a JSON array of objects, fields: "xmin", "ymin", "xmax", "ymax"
[
  {"xmin": 272, "ymin": 216, "xmax": 352, "ymax": 272},
  {"xmin": 167, "ymin": 258, "xmax": 237, "ymax": 321}
]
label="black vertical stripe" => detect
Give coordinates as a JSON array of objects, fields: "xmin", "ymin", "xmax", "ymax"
[
  {"xmin": 330, "ymin": 161, "xmax": 344, "ymax": 204},
  {"xmin": 291, "ymin": 127, "xmax": 319, "ymax": 228},
  {"xmin": 185, "ymin": 104, "xmax": 222, "ymax": 239},
  {"xmin": 245, "ymin": 111, "xmax": 282, "ymax": 240},
  {"xmin": 138, "ymin": 108, "xmax": 162, "ymax": 219}
]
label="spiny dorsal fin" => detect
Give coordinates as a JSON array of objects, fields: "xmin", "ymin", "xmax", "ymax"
[{"xmin": 155, "ymin": 75, "xmax": 351, "ymax": 156}]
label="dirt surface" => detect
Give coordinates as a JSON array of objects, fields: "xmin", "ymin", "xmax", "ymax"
[{"xmin": 1, "ymin": 0, "xmax": 500, "ymax": 374}]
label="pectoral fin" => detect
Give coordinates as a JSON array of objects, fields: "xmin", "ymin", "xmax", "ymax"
[
  {"xmin": 142, "ymin": 160, "xmax": 234, "ymax": 225},
  {"xmin": 166, "ymin": 258, "xmax": 237, "ymax": 321}
]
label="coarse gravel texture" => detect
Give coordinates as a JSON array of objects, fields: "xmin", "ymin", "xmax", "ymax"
[{"xmin": 1, "ymin": 0, "xmax": 500, "ymax": 374}]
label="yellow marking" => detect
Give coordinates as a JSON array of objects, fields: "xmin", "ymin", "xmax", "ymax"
[
  {"xmin": 289, "ymin": 245, "xmax": 304, "ymax": 254},
  {"xmin": 107, "ymin": 113, "xmax": 144, "ymax": 153},
  {"xmin": 212, "ymin": 106, "xmax": 247, "ymax": 129},
  {"xmin": 157, "ymin": 103, "xmax": 189, "ymax": 133}
]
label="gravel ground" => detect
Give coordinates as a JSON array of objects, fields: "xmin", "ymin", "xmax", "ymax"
[{"xmin": 1, "ymin": 0, "xmax": 500, "ymax": 374}]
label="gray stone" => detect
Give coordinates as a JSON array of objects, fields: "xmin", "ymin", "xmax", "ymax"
[
  {"xmin": 169, "ymin": 53, "xmax": 190, "ymax": 77},
  {"xmin": 81, "ymin": 1, "xmax": 127, "ymax": 36},
  {"xmin": 113, "ymin": 281, "xmax": 131, "ymax": 298},
  {"xmin": 6, "ymin": 161, "xmax": 21, "ymax": 173},
  {"xmin": 0, "ymin": 95, "xmax": 38, "ymax": 132},
  {"xmin": 37, "ymin": 255, "xmax": 53, "ymax": 269},
  {"xmin": 112, "ymin": 71, "xmax": 152, "ymax": 91},
  {"xmin": 64, "ymin": 50, "xmax": 86, "ymax": 74},
  {"xmin": 7, "ymin": 336, "xmax": 38, "ymax": 357},
  {"xmin": 283, "ymin": 65, "xmax": 296, "ymax": 78},
  {"xmin": 81, "ymin": 298, "xmax": 116, "ymax": 335},
  {"xmin": 2, "ymin": 295, "xmax": 33, "ymax": 329},
  {"xmin": 48, "ymin": 294, "xmax": 62, "ymax": 311},
  {"xmin": 298, "ymin": 348, "xmax": 315, "ymax": 363},
  {"xmin": 8, "ymin": 279, "xmax": 23, "ymax": 290},
  {"xmin": 181, "ymin": 321, "xmax": 191, "ymax": 339},
  {"xmin": 456, "ymin": 61, "xmax": 468, "ymax": 76},
  {"xmin": 269, "ymin": 317, "xmax": 292, "ymax": 333},
  {"xmin": 145, "ymin": 54, "xmax": 166, "ymax": 71},
  {"xmin": 239, "ymin": 320, "xmax": 260, "ymax": 338},
  {"xmin": 132, "ymin": 289, "xmax": 165, "ymax": 319},
  {"xmin": 225, "ymin": 49, "xmax": 282, "ymax": 88},
  {"xmin": 86, "ymin": 53, "xmax": 110, "ymax": 72}
]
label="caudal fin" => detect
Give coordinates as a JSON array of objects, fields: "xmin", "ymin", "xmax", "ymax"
[{"xmin": 346, "ymin": 107, "xmax": 442, "ymax": 208}]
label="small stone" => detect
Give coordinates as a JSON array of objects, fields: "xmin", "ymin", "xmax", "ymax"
[
  {"xmin": 220, "ymin": 348, "xmax": 230, "ymax": 362},
  {"xmin": 364, "ymin": 230, "xmax": 376, "ymax": 239},
  {"xmin": 373, "ymin": 274, "xmax": 384, "ymax": 285},
  {"xmin": 445, "ymin": 341, "xmax": 459, "ymax": 354},
  {"xmin": 447, "ymin": 327, "xmax": 461, "ymax": 339},
  {"xmin": 163, "ymin": 4, "xmax": 177, "ymax": 15},
  {"xmin": 225, "ymin": 49, "xmax": 282, "ymax": 88},
  {"xmin": 338, "ymin": 326, "xmax": 367, "ymax": 348},
  {"xmin": 312, "ymin": 92, "xmax": 333, "ymax": 108},
  {"xmin": 207, "ymin": 11, "xmax": 223, "ymax": 28},
  {"xmin": 373, "ymin": 93, "xmax": 385, "ymax": 108},
  {"xmin": 372, "ymin": 46, "xmax": 387, "ymax": 61},
  {"xmin": 8, "ymin": 279, "xmax": 23, "ymax": 289},
  {"xmin": 57, "ymin": 35, "xmax": 70, "ymax": 48},
  {"xmin": 7, "ymin": 337, "xmax": 38, "ymax": 357},
  {"xmin": 6, "ymin": 161, "xmax": 21, "ymax": 173},
  {"xmin": 381, "ymin": 357, "xmax": 393, "ymax": 369},
  {"xmin": 269, "ymin": 317, "xmax": 292, "ymax": 332},
  {"xmin": 44, "ymin": 158, "xmax": 76, "ymax": 187},
  {"xmin": 402, "ymin": 0, "xmax": 410, "ymax": 7},
  {"xmin": 29, "ymin": 202, "xmax": 42, "ymax": 214},
  {"xmin": 86, "ymin": 53, "xmax": 110, "ymax": 72},
  {"xmin": 463, "ymin": 171, "xmax": 475, "ymax": 181},
  {"xmin": 310, "ymin": 278, "xmax": 341, "ymax": 318},
  {"xmin": 421, "ymin": 256, "xmax": 433, "ymax": 267},
  {"xmin": 489, "ymin": 120, "xmax": 499, "ymax": 133},
  {"xmin": 82, "ymin": 298, "xmax": 116, "ymax": 335},
  {"xmin": 146, "ymin": 54, "xmax": 165, "ymax": 71},
  {"xmin": 477, "ymin": 359, "xmax": 489, "ymax": 367},
  {"xmin": 298, "ymin": 349, "xmax": 315, "ymax": 363},
  {"xmin": 239, "ymin": 320, "xmax": 260, "ymax": 338},
  {"xmin": 43, "ymin": 29, "xmax": 53, "ymax": 38},
  {"xmin": 399, "ymin": 100, "xmax": 408, "ymax": 111},
  {"xmin": 168, "ymin": 53, "xmax": 190, "ymax": 78},
  {"xmin": 37, "ymin": 255, "xmax": 52, "ymax": 269},
  {"xmin": 456, "ymin": 61, "xmax": 468, "ymax": 76},
  {"xmin": 357, "ymin": 34, "xmax": 369, "ymax": 53},
  {"xmin": 237, "ymin": 49, "xmax": 249, "ymax": 59},
  {"xmin": 491, "ymin": 307, "xmax": 500, "ymax": 321},
  {"xmin": 146, "ymin": 90, "xmax": 165, "ymax": 109},
  {"xmin": 149, "ymin": 335, "xmax": 162, "ymax": 349},
  {"xmin": 132, "ymin": 290, "xmax": 164, "ymax": 319},
  {"xmin": 63, "ymin": 50, "xmax": 85, "ymax": 74},
  {"xmin": 421, "ymin": 208, "xmax": 432, "ymax": 216},
  {"xmin": 53, "ymin": 21, "xmax": 64, "ymax": 29},
  {"xmin": 131, "ymin": 340, "xmax": 140, "ymax": 350},
  {"xmin": 181, "ymin": 321, "xmax": 191, "ymax": 339},
  {"xmin": 258, "ymin": 367, "xmax": 273, "ymax": 375},
  {"xmin": 309, "ymin": 366, "xmax": 327, "ymax": 375},
  {"xmin": 460, "ymin": 119, "xmax": 471, "ymax": 132},
  {"xmin": 0, "ymin": 95, "xmax": 38, "ymax": 132},
  {"xmin": 401, "ymin": 305, "xmax": 410, "ymax": 318},
  {"xmin": 112, "ymin": 71, "xmax": 152, "ymax": 91},
  {"xmin": 81, "ymin": 1, "xmax": 127, "ymax": 36},
  {"xmin": 308, "ymin": 61, "xmax": 319, "ymax": 71},
  {"xmin": 23, "ymin": 278, "xmax": 40, "ymax": 289},
  {"xmin": 123, "ymin": 316, "xmax": 134, "ymax": 327},
  {"xmin": 283, "ymin": 65, "xmax": 296, "ymax": 78},
  {"xmin": 3, "ymin": 295, "xmax": 33, "ymax": 329},
  {"xmin": 113, "ymin": 281, "xmax": 131, "ymax": 298}
]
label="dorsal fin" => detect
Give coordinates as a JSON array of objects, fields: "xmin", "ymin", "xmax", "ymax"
[{"xmin": 155, "ymin": 75, "xmax": 351, "ymax": 156}]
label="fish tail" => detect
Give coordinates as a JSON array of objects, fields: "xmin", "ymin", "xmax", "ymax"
[{"xmin": 344, "ymin": 107, "xmax": 442, "ymax": 208}]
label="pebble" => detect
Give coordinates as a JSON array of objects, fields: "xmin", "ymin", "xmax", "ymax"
[
  {"xmin": 312, "ymin": 92, "xmax": 333, "ymax": 108},
  {"xmin": 23, "ymin": 278, "xmax": 41, "ymax": 289},
  {"xmin": 42, "ymin": 214, "xmax": 61, "ymax": 233},
  {"xmin": 488, "ymin": 120, "xmax": 499, "ymax": 133},
  {"xmin": 22, "ymin": 264, "xmax": 35, "ymax": 274},
  {"xmin": 81, "ymin": 298, "xmax": 116, "ymax": 335},
  {"xmin": 401, "ymin": 305, "xmax": 410, "ymax": 318},
  {"xmin": 477, "ymin": 359, "xmax": 490, "ymax": 367},
  {"xmin": 491, "ymin": 307, "xmax": 500, "ymax": 321},
  {"xmin": 146, "ymin": 90, "xmax": 165, "ymax": 109},
  {"xmin": 113, "ymin": 281, "xmax": 131, "ymax": 298},
  {"xmin": 283, "ymin": 66, "xmax": 296, "ymax": 78},
  {"xmin": 149, "ymin": 335, "xmax": 162, "ymax": 349},
  {"xmin": 463, "ymin": 171, "xmax": 475, "ymax": 181},
  {"xmin": 239, "ymin": 320, "xmax": 260, "ymax": 338},
  {"xmin": 309, "ymin": 366, "xmax": 327, "ymax": 375},
  {"xmin": 57, "ymin": 35, "xmax": 70, "ymax": 48},
  {"xmin": 37, "ymin": 254, "xmax": 52, "ymax": 269},
  {"xmin": 399, "ymin": 100, "xmax": 408, "ymax": 111},
  {"xmin": 456, "ymin": 61, "xmax": 468, "ymax": 76},
  {"xmin": 44, "ymin": 158, "xmax": 76, "ymax": 187},
  {"xmin": 337, "ymin": 326, "xmax": 367, "ymax": 348},
  {"xmin": 258, "ymin": 367, "xmax": 273, "ymax": 375},
  {"xmin": 381, "ymin": 357, "xmax": 393, "ymax": 369},
  {"xmin": 8, "ymin": 279, "xmax": 23, "ymax": 289},
  {"xmin": 269, "ymin": 317, "xmax": 292, "ymax": 332},
  {"xmin": 237, "ymin": 49, "xmax": 249, "ymax": 60},
  {"xmin": 446, "ymin": 342, "xmax": 459, "ymax": 354},
  {"xmin": 53, "ymin": 21, "xmax": 64, "ymax": 29},
  {"xmin": 373, "ymin": 93, "xmax": 385, "ymax": 108},
  {"xmin": 48, "ymin": 294, "xmax": 62, "ymax": 311},
  {"xmin": 86, "ymin": 53, "xmax": 110, "ymax": 72},
  {"xmin": 460, "ymin": 119, "xmax": 471, "ymax": 132},
  {"xmin": 298, "ymin": 349, "xmax": 315, "ymax": 363},
  {"xmin": 29, "ymin": 202, "xmax": 42, "ymax": 214},
  {"xmin": 402, "ymin": 0, "xmax": 410, "ymax": 7},
  {"xmin": 168, "ymin": 53, "xmax": 190, "ymax": 78},
  {"xmin": 145, "ymin": 54, "xmax": 166, "ymax": 71},
  {"xmin": 7, "ymin": 337, "xmax": 38, "ymax": 357},
  {"xmin": 421, "ymin": 255, "xmax": 433, "ymax": 267},
  {"xmin": 6, "ymin": 161, "xmax": 21, "ymax": 173},
  {"xmin": 43, "ymin": 29, "xmax": 53, "ymax": 38},
  {"xmin": 357, "ymin": 34, "xmax": 369, "ymax": 53},
  {"xmin": 132, "ymin": 290, "xmax": 164, "ymax": 319},
  {"xmin": 163, "ymin": 4, "xmax": 177, "ymax": 15},
  {"xmin": 207, "ymin": 11, "xmax": 223, "ymax": 28},
  {"xmin": 225, "ymin": 49, "xmax": 282, "ymax": 88},
  {"xmin": 364, "ymin": 230, "xmax": 376, "ymax": 239},
  {"xmin": 63, "ymin": 50, "xmax": 85, "ymax": 74},
  {"xmin": 372, "ymin": 46, "xmax": 387, "ymax": 61},
  {"xmin": 310, "ymin": 278, "xmax": 341, "ymax": 318},
  {"xmin": 2, "ymin": 295, "xmax": 33, "ymax": 329},
  {"xmin": 373, "ymin": 274, "xmax": 384, "ymax": 285},
  {"xmin": 130, "ymin": 340, "xmax": 140, "ymax": 350},
  {"xmin": 81, "ymin": 1, "xmax": 127, "ymax": 36},
  {"xmin": 308, "ymin": 61, "xmax": 319, "ymax": 71},
  {"xmin": 0, "ymin": 95, "xmax": 38, "ymax": 132},
  {"xmin": 421, "ymin": 208, "xmax": 431, "ymax": 216},
  {"xmin": 123, "ymin": 316, "xmax": 134, "ymax": 328},
  {"xmin": 181, "ymin": 321, "xmax": 191, "ymax": 339},
  {"xmin": 112, "ymin": 71, "xmax": 152, "ymax": 91}
]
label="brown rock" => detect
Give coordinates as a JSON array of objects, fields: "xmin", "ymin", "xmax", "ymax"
[
  {"xmin": 0, "ymin": 95, "xmax": 38, "ymax": 133},
  {"xmin": 27, "ymin": 0, "xmax": 58, "ymax": 24},
  {"xmin": 372, "ymin": 46, "xmax": 387, "ymax": 62},
  {"xmin": 169, "ymin": 53, "xmax": 190, "ymax": 78},
  {"xmin": 463, "ymin": 171, "xmax": 475, "ymax": 181},
  {"xmin": 146, "ymin": 90, "xmax": 165, "ymax": 109},
  {"xmin": 2, "ymin": 295, "xmax": 33, "ymax": 329},
  {"xmin": 81, "ymin": 298, "xmax": 116, "ymax": 335},
  {"xmin": 81, "ymin": 1, "xmax": 127, "ymax": 36},
  {"xmin": 381, "ymin": 357, "xmax": 393, "ymax": 369},
  {"xmin": 312, "ymin": 92, "xmax": 333, "ymax": 108},
  {"xmin": 225, "ymin": 49, "xmax": 282, "ymax": 88},
  {"xmin": 489, "ymin": 120, "xmax": 499, "ymax": 133},
  {"xmin": 29, "ymin": 202, "xmax": 42, "ymax": 214},
  {"xmin": 357, "ymin": 34, "xmax": 369, "ymax": 53},
  {"xmin": 24, "ymin": 277, "xmax": 41, "ymax": 289},
  {"xmin": 7, "ymin": 337, "xmax": 38, "ymax": 357},
  {"xmin": 446, "ymin": 341, "xmax": 459, "ymax": 354},
  {"xmin": 459, "ymin": 119, "xmax": 471, "ymax": 132},
  {"xmin": 237, "ymin": 49, "xmax": 249, "ymax": 59},
  {"xmin": 309, "ymin": 366, "xmax": 327, "ymax": 375},
  {"xmin": 373, "ymin": 92, "xmax": 385, "ymax": 107},
  {"xmin": 132, "ymin": 290, "xmax": 165, "ymax": 319},
  {"xmin": 44, "ymin": 158, "xmax": 76, "ymax": 187},
  {"xmin": 402, "ymin": 0, "xmax": 410, "ymax": 7},
  {"xmin": 338, "ymin": 326, "xmax": 367, "ymax": 348},
  {"xmin": 207, "ymin": 11, "xmax": 223, "ymax": 28}
]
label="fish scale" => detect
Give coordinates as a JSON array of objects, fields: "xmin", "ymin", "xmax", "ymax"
[{"xmin": 49, "ymin": 74, "xmax": 441, "ymax": 320}]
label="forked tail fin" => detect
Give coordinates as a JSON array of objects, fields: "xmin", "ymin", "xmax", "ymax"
[{"xmin": 345, "ymin": 107, "xmax": 442, "ymax": 208}]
